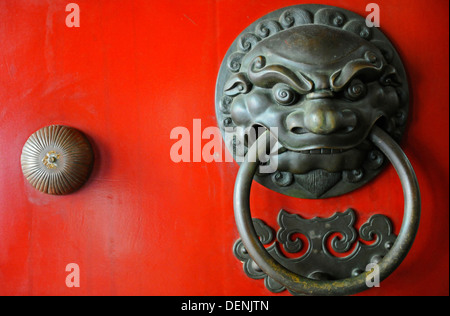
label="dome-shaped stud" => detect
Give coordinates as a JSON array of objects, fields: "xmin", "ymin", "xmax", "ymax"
[{"xmin": 21, "ymin": 125, "xmax": 94, "ymax": 195}]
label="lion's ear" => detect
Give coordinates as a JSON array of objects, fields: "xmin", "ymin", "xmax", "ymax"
[
  {"xmin": 380, "ymin": 64, "xmax": 402, "ymax": 86},
  {"xmin": 371, "ymin": 40, "xmax": 394, "ymax": 63},
  {"xmin": 224, "ymin": 73, "xmax": 253, "ymax": 97}
]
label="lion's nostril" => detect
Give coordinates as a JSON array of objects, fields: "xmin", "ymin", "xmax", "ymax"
[
  {"xmin": 342, "ymin": 125, "xmax": 355, "ymax": 133},
  {"xmin": 341, "ymin": 110, "xmax": 358, "ymax": 133},
  {"xmin": 291, "ymin": 127, "xmax": 309, "ymax": 135}
]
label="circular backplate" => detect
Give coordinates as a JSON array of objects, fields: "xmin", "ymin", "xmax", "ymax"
[
  {"xmin": 215, "ymin": 4, "xmax": 409, "ymax": 199},
  {"xmin": 21, "ymin": 125, "xmax": 94, "ymax": 195}
]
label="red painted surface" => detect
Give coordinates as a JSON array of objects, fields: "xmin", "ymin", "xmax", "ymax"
[{"xmin": 0, "ymin": 0, "xmax": 448, "ymax": 296}]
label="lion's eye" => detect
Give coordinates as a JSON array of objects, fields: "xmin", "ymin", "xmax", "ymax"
[
  {"xmin": 273, "ymin": 83, "xmax": 298, "ymax": 106},
  {"xmin": 345, "ymin": 79, "xmax": 367, "ymax": 101}
]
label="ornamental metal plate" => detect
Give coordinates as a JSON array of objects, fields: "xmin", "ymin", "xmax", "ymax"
[{"xmin": 233, "ymin": 209, "xmax": 397, "ymax": 294}]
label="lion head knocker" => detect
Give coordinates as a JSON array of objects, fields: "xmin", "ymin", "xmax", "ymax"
[{"xmin": 216, "ymin": 4, "xmax": 409, "ymax": 198}]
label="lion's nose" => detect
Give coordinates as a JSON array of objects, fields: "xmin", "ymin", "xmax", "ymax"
[
  {"xmin": 305, "ymin": 107, "xmax": 340, "ymax": 135},
  {"xmin": 286, "ymin": 101, "xmax": 357, "ymax": 135}
]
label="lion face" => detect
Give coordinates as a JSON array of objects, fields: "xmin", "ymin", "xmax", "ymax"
[
  {"xmin": 226, "ymin": 25, "xmax": 401, "ymax": 175},
  {"xmin": 216, "ymin": 5, "xmax": 408, "ymax": 198}
]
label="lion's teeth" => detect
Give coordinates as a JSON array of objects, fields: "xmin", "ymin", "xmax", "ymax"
[{"xmin": 299, "ymin": 148, "xmax": 347, "ymax": 154}]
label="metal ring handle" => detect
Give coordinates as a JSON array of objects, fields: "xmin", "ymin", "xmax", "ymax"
[{"xmin": 234, "ymin": 126, "xmax": 420, "ymax": 295}]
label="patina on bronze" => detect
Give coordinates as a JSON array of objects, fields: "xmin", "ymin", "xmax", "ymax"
[
  {"xmin": 216, "ymin": 4, "xmax": 409, "ymax": 199},
  {"xmin": 215, "ymin": 4, "xmax": 420, "ymax": 295}
]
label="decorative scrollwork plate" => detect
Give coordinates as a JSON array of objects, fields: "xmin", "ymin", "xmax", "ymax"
[{"xmin": 233, "ymin": 209, "xmax": 396, "ymax": 294}]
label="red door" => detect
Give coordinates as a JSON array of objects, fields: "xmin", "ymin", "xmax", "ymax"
[{"xmin": 0, "ymin": 0, "xmax": 448, "ymax": 296}]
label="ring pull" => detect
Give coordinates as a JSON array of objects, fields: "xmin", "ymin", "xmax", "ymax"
[
  {"xmin": 215, "ymin": 4, "xmax": 419, "ymax": 295},
  {"xmin": 233, "ymin": 127, "xmax": 420, "ymax": 296}
]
